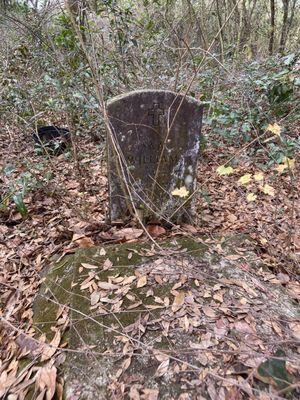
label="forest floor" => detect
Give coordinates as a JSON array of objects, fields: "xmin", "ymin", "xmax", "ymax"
[{"xmin": 0, "ymin": 121, "xmax": 299, "ymax": 399}]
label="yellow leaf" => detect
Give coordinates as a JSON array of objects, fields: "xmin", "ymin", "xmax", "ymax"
[
  {"xmin": 136, "ymin": 275, "xmax": 147, "ymax": 288},
  {"xmin": 238, "ymin": 174, "xmax": 252, "ymax": 185},
  {"xmin": 171, "ymin": 186, "xmax": 189, "ymax": 198},
  {"xmin": 260, "ymin": 237, "xmax": 267, "ymax": 245},
  {"xmin": 274, "ymin": 157, "xmax": 295, "ymax": 173},
  {"xmin": 246, "ymin": 193, "xmax": 257, "ymax": 202},
  {"xmin": 216, "ymin": 165, "xmax": 234, "ymax": 176},
  {"xmin": 274, "ymin": 164, "xmax": 287, "ymax": 174},
  {"xmin": 267, "ymin": 123, "xmax": 281, "ymax": 136},
  {"xmin": 283, "ymin": 157, "xmax": 295, "ymax": 169},
  {"xmin": 254, "ymin": 172, "xmax": 264, "ymax": 181},
  {"xmin": 261, "ymin": 184, "xmax": 275, "ymax": 197}
]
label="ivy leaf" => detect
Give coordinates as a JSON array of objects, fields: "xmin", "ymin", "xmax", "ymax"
[
  {"xmin": 216, "ymin": 165, "xmax": 234, "ymax": 176},
  {"xmin": 238, "ymin": 174, "xmax": 252, "ymax": 185},
  {"xmin": 246, "ymin": 193, "xmax": 257, "ymax": 202},
  {"xmin": 171, "ymin": 186, "xmax": 189, "ymax": 198},
  {"xmin": 267, "ymin": 123, "xmax": 281, "ymax": 137},
  {"xmin": 256, "ymin": 350, "xmax": 293, "ymax": 391}
]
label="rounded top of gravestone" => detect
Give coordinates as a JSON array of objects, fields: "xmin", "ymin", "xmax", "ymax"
[{"xmin": 107, "ymin": 89, "xmax": 202, "ymax": 107}]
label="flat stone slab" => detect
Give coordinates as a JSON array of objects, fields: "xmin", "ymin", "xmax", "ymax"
[{"xmin": 33, "ymin": 236, "xmax": 299, "ymax": 399}]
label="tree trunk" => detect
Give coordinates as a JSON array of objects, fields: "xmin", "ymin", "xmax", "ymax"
[
  {"xmin": 216, "ymin": 0, "xmax": 225, "ymax": 61},
  {"xmin": 268, "ymin": 0, "xmax": 275, "ymax": 55},
  {"xmin": 279, "ymin": 0, "xmax": 290, "ymax": 53}
]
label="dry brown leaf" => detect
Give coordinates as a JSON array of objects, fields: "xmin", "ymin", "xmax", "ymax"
[
  {"xmin": 136, "ymin": 275, "xmax": 147, "ymax": 288},
  {"xmin": 289, "ymin": 322, "xmax": 300, "ymax": 340},
  {"xmin": 103, "ymin": 258, "xmax": 113, "ymax": 270},
  {"xmin": 271, "ymin": 321, "xmax": 283, "ymax": 336},
  {"xmin": 172, "ymin": 291, "xmax": 185, "ymax": 312},
  {"xmin": 41, "ymin": 330, "xmax": 61, "ymax": 361},
  {"xmin": 146, "ymin": 225, "xmax": 166, "ymax": 237},
  {"xmin": 129, "ymin": 385, "xmax": 140, "ymax": 400},
  {"xmin": 203, "ymin": 306, "xmax": 216, "ymax": 318},
  {"xmin": 90, "ymin": 291, "xmax": 101, "ymax": 306},
  {"xmin": 225, "ymin": 254, "xmax": 242, "ymax": 261},
  {"xmin": 35, "ymin": 365, "xmax": 57, "ymax": 400},
  {"xmin": 98, "ymin": 281, "xmax": 119, "ymax": 290},
  {"xmin": 153, "ymin": 350, "xmax": 169, "ymax": 363},
  {"xmin": 114, "ymin": 228, "xmax": 144, "ymax": 241},
  {"xmin": 72, "ymin": 235, "xmax": 94, "ymax": 248},
  {"xmin": 182, "ymin": 224, "xmax": 198, "ymax": 233},
  {"xmin": 122, "ymin": 275, "xmax": 136, "ymax": 285},
  {"xmin": 122, "ymin": 357, "xmax": 131, "ymax": 371},
  {"xmin": 141, "ymin": 388, "xmax": 159, "ymax": 400},
  {"xmin": 234, "ymin": 321, "xmax": 255, "ymax": 334},
  {"xmin": 155, "ymin": 358, "xmax": 169, "ymax": 377},
  {"xmin": 81, "ymin": 263, "xmax": 98, "ymax": 269}
]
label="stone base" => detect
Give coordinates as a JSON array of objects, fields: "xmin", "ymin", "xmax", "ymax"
[{"xmin": 33, "ymin": 236, "xmax": 298, "ymax": 399}]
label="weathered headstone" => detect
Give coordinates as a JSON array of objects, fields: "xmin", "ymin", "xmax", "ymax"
[{"xmin": 107, "ymin": 89, "xmax": 203, "ymax": 223}]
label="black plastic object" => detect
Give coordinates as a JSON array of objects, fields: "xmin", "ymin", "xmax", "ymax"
[{"xmin": 32, "ymin": 126, "xmax": 70, "ymax": 155}]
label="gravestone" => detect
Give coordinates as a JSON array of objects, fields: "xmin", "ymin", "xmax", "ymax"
[{"xmin": 107, "ymin": 89, "xmax": 203, "ymax": 223}]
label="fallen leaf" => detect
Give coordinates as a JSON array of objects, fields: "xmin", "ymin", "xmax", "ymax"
[
  {"xmin": 153, "ymin": 350, "xmax": 169, "ymax": 363},
  {"xmin": 238, "ymin": 174, "xmax": 252, "ymax": 185},
  {"xmin": 225, "ymin": 254, "xmax": 242, "ymax": 260},
  {"xmin": 172, "ymin": 291, "xmax": 185, "ymax": 312},
  {"xmin": 122, "ymin": 275, "xmax": 136, "ymax": 285},
  {"xmin": 261, "ymin": 184, "xmax": 275, "ymax": 196},
  {"xmin": 146, "ymin": 225, "xmax": 166, "ymax": 237},
  {"xmin": 41, "ymin": 330, "xmax": 61, "ymax": 361},
  {"xmin": 114, "ymin": 228, "xmax": 144, "ymax": 241},
  {"xmin": 289, "ymin": 322, "xmax": 300, "ymax": 340},
  {"xmin": 254, "ymin": 172, "xmax": 264, "ymax": 181},
  {"xmin": 35, "ymin": 365, "xmax": 57, "ymax": 400},
  {"xmin": 103, "ymin": 258, "xmax": 113, "ymax": 270},
  {"xmin": 267, "ymin": 123, "xmax": 281, "ymax": 136},
  {"xmin": 171, "ymin": 186, "xmax": 189, "ymax": 198},
  {"xmin": 247, "ymin": 193, "xmax": 257, "ymax": 202},
  {"xmin": 90, "ymin": 291, "xmax": 101, "ymax": 305},
  {"xmin": 136, "ymin": 275, "xmax": 147, "ymax": 288},
  {"xmin": 81, "ymin": 263, "xmax": 98, "ymax": 269},
  {"xmin": 182, "ymin": 224, "xmax": 198, "ymax": 233},
  {"xmin": 203, "ymin": 306, "xmax": 216, "ymax": 318},
  {"xmin": 274, "ymin": 157, "xmax": 295, "ymax": 173},
  {"xmin": 72, "ymin": 235, "xmax": 94, "ymax": 248},
  {"xmin": 141, "ymin": 388, "xmax": 159, "ymax": 400},
  {"xmin": 216, "ymin": 165, "xmax": 234, "ymax": 176},
  {"xmin": 155, "ymin": 358, "xmax": 169, "ymax": 377},
  {"xmin": 98, "ymin": 281, "xmax": 119, "ymax": 290},
  {"xmin": 234, "ymin": 321, "xmax": 255, "ymax": 334}
]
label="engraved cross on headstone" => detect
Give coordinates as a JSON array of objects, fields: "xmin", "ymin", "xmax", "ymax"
[{"xmin": 148, "ymin": 103, "xmax": 164, "ymax": 127}]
